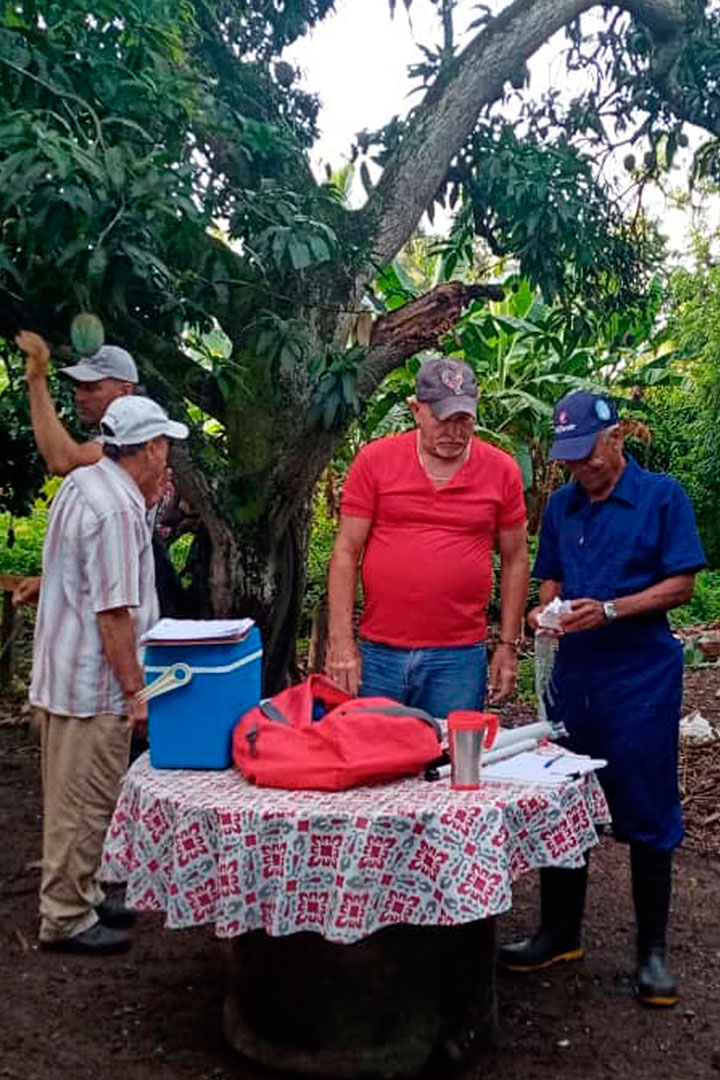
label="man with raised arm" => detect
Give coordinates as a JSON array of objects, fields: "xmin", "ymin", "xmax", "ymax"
[{"xmin": 13, "ymin": 330, "xmax": 193, "ymax": 617}]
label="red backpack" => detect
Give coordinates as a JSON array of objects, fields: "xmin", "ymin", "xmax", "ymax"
[{"xmin": 233, "ymin": 674, "xmax": 442, "ymax": 791}]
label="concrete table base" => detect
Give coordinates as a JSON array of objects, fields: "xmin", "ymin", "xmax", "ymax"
[{"xmin": 223, "ymin": 918, "xmax": 497, "ymax": 1078}]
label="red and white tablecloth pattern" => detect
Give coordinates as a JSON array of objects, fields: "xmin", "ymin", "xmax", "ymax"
[{"xmin": 102, "ymin": 754, "xmax": 609, "ymax": 945}]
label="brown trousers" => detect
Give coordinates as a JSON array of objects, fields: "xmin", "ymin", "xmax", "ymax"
[{"xmin": 38, "ymin": 710, "xmax": 130, "ymax": 942}]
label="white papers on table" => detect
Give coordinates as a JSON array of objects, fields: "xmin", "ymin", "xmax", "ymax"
[
  {"xmin": 481, "ymin": 748, "xmax": 607, "ymax": 786},
  {"xmin": 141, "ymin": 617, "xmax": 255, "ymax": 645}
]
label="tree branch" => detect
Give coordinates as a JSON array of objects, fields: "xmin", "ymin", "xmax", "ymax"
[
  {"xmin": 358, "ymin": 281, "xmax": 504, "ymax": 395},
  {"xmin": 360, "ymin": 0, "xmax": 699, "ymax": 268}
]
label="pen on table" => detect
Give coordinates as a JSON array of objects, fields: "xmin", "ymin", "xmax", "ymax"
[{"xmin": 543, "ymin": 753, "xmax": 564, "ymax": 769}]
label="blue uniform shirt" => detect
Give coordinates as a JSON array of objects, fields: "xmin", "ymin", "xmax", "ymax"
[{"xmin": 534, "ymin": 454, "xmax": 706, "ymax": 658}]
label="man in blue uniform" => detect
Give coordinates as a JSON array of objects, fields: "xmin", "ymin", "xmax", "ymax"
[{"xmin": 500, "ymin": 391, "xmax": 706, "ymax": 1008}]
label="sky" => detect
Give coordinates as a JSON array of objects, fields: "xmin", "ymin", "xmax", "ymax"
[{"xmin": 285, "ymin": 0, "xmax": 718, "ymax": 258}]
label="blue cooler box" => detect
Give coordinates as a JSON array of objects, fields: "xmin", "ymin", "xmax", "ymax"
[{"xmin": 144, "ymin": 626, "xmax": 263, "ymax": 769}]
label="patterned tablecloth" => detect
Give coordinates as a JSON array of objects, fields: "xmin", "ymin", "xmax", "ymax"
[{"xmin": 102, "ymin": 754, "xmax": 609, "ymax": 945}]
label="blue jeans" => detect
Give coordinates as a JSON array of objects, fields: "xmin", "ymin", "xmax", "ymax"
[{"xmin": 358, "ymin": 639, "xmax": 488, "ymax": 718}]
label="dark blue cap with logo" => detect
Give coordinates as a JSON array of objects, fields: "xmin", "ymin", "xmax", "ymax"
[{"xmin": 549, "ymin": 390, "xmax": 619, "ymax": 461}]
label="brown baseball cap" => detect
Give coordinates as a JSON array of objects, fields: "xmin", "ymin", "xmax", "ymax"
[{"xmin": 416, "ymin": 356, "xmax": 477, "ymax": 420}]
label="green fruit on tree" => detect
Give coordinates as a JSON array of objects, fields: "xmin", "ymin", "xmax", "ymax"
[{"xmin": 71, "ymin": 313, "xmax": 105, "ymax": 356}]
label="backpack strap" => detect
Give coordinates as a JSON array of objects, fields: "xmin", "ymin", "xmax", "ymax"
[
  {"xmin": 343, "ymin": 702, "xmax": 441, "ymax": 739},
  {"xmin": 258, "ymin": 700, "xmax": 288, "ymax": 723}
]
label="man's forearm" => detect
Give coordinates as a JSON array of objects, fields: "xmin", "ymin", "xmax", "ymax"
[
  {"xmin": 327, "ymin": 550, "xmax": 359, "ymax": 645},
  {"xmin": 97, "ymin": 608, "xmax": 144, "ymax": 699},
  {"xmin": 27, "ymin": 376, "xmax": 99, "ymax": 475},
  {"xmin": 499, "ymin": 550, "xmax": 529, "ymax": 641},
  {"xmin": 539, "ymin": 580, "xmax": 562, "ymax": 607},
  {"xmin": 614, "ymin": 574, "xmax": 695, "ymax": 619}
]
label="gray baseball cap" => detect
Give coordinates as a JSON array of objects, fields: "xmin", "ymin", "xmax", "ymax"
[
  {"xmin": 416, "ymin": 356, "xmax": 478, "ymax": 420},
  {"xmin": 61, "ymin": 345, "xmax": 139, "ymax": 384},
  {"xmin": 100, "ymin": 396, "xmax": 188, "ymax": 446}
]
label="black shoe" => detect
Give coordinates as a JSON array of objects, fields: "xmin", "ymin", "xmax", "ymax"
[
  {"xmin": 97, "ymin": 896, "xmax": 137, "ymax": 929},
  {"xmin": 499, "ymin": 929, "xmax": 584, "ymax": 972},
  {"xmin": 499, "ymin": 863, "xmax": 588, "ymax": 973},
  {"xmin": 40, "ymin": 921, "xmax": 131, "ymax": 955},
  {"xmin": 636, "ymin": 945, "xmax": 678, "ymax": 1008}
]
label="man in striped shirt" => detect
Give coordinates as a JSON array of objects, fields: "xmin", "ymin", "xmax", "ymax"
[{"xmin": 30, "ymin": 396, "xmax": 188, "ymax": 954}]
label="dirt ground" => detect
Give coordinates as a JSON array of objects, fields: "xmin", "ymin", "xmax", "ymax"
[{"xmin": 2, "ymin": 666, "xmax": 720, "ymax": 1080}]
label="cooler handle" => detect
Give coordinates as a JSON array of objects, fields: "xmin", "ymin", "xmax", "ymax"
[{"xmin": 137, "ymin": 663, "xmax": 193, "ymax": 703}]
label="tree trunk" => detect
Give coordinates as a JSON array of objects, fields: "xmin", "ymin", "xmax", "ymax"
[
  {"xmin": 175, "ymin": 449, "xmax": 314, "ymax": 694},
  {"xmin": 224, "ymin": 510, "xmax": 312, "ymax": 695}
]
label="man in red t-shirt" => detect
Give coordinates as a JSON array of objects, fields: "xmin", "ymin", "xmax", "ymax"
[{"xmin": 325, "ymin": 355, "xmax": 529, "ymax": 714}]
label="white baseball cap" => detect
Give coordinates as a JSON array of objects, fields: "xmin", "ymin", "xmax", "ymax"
[
  {"xmin": 100, "ymin": 396, "xmax": 189, "ymax": 446},
  {"xmin": 61, "ymin": 345, "xmax": 139, "ymax": 384}
]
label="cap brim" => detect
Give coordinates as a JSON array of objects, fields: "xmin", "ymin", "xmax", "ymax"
[
  {"xmin": 100, "ymin": 420, "xmax": 190, "ymax": 446},
  {"xmin": 60, "ymin": 362, "xmax": 107, "ymax": 382},
  {"xmin": 548, "ymin": 431, "xmax": 598, "ymax": 461},
  {"xmin": 165, "ymin": 420, "xmax": 189, "ymax": 441},
  {"xmin": 430, "ymin": 396, "xmax": 477, "ymax": 421}
]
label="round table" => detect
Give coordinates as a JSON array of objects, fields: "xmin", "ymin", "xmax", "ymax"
[{"xmin": 103, "ymin": 754, "xmax": 609, "ymax": 1077}]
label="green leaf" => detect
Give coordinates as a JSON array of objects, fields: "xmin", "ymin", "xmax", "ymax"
[
  {"xmin": 307, "ymin": 233, "xmax": 332, "ymax": 263},
  {"xmin": 287, "ymin": 236, "xmax": 313, "ymax": 270},
  {"xmin": 322, "ymin": 389, "xmax": 340, "ymax": 429},
  {"xmin": 104, "ymin": 147, "xmax": 125, "ymax": 190}
]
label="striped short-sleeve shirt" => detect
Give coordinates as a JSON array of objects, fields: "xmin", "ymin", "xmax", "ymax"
[{"xmin": 30, "ymin": 457, "xmax": 159, "ymax": 718}]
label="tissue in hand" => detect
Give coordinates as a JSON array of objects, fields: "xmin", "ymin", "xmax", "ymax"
[{"xmin": 537, "ymin": 596, "xmax": 573, "ymax": 630}]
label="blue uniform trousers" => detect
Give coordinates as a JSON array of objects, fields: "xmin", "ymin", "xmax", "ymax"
[{"xmin": 547, "ymin": 625, "xmax": 683, "ymax": 852}]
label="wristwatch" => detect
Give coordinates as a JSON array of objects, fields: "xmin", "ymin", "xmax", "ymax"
[{"xmin": 602, "ymin": 600, "xmax": 618, "ymax": 622}]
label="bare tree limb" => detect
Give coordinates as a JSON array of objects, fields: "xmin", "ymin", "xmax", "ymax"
[{"xmin": 358, "ymin": 281, "xmax": 504, "ymax": 395}]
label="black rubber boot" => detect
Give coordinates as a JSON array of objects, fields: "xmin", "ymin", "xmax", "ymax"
[
  {"xmin": 499, "ymin": 861, "xmax": 588, "ymax": 972},
  {"xmin": 631, "ymin": 844, "xmax": 678, "ymax": 1008}
]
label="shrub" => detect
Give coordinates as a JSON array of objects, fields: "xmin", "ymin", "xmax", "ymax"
[
  {"xmin": 302, "ymin": 493, "xmax": 338, "ymax": 633},
  {"xmin": 640, "ymin": 385, "xmax": 720, "ymax": 568},
  {"xmin": 670, "ymin": 570, "xmax": 720, "ymax": 627},
  {"xmin": 0, "ymin": 507, "xmax": 47, "ymax": 576}
]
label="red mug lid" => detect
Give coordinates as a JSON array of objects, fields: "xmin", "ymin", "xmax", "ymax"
[{"xmin": 448, "ymin": 710, "xmax": 497, "ymax": 729}]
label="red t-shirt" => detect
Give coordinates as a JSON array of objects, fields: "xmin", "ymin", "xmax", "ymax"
[{"xmin": 340, "ymin": 431, "xmax": 526, "ymax": 647}]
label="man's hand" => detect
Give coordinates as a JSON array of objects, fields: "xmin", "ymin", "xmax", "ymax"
[
  {"xmin": 15, "ymin": 331, "xmax": 51, "ymax": 382},
  {"xmin": 488, "ymin": 643, "xmax": 517, "ymax": 704},
  {"xmin": 325, "ymin": 639, "xmax": 362, "ymax": 696},
  {"xmin": 559, "ymin": 598, "xmax": 606, "ymax": 634},
  {"xmin": 12, "ymin": 576, "xmax": 41, "ymax": 606},
  {"xmin": 125, "ymin": 692, "xmax": 148, "ymax": 736},
  {"xmin": 527, "ymin": 605, "xmax": 564, "ymax": 637}
]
